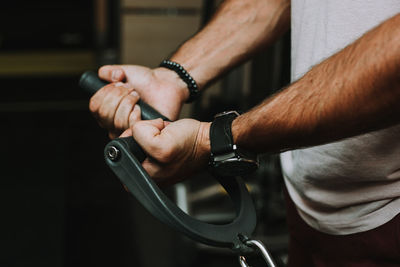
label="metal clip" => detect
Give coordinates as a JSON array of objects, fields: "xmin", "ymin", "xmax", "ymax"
[{"xmin": 238, "ymin": 239, "xmax": 277, "ymax": 267}]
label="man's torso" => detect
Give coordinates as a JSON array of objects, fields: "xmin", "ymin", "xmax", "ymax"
[{"xmin": 282, "ymin": 0, "xmax": 400, "ymax": 235}]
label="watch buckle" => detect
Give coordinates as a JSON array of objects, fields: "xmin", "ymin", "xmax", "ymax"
[
  {"xmin": 214, "ymin": 110, "xmax": 240, "ymax": 119},
  {"xmin": 213, "ymin": 151, "xmax": 237, "ymax": 162}
]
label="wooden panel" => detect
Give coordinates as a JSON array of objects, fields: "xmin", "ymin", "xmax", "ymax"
[
  {"xmin": 121, "ymin": 15, "xmax": 201, "ymax": 68},
  {"xmin": 0, "ymin": 51, "xmax": 95, "ymax": 77},
  {"xmin": 122, "ymin": 0, "xmax": 202, "ymax": 9},
  {"xmin": 122, "ymin": 14, "xmax": 201, "ymax": 118}
]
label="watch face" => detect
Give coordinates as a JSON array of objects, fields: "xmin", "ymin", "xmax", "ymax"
[{"xmin": 214, "ymin": 159, "xmax": 258, "ymax": 177}]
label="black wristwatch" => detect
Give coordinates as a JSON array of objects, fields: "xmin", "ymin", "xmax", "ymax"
[{"xmin": 209, "ymin": 111, "xmax": 259, "ymax": 177}]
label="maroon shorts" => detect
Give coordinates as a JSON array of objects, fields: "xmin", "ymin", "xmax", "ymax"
[{"xmin": 284, "ymin": 189, "xmax": 400, "ymax": 267}]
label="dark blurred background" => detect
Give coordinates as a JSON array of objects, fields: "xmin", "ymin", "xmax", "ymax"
[{"xmin": 0, "ymin": 1, "xmax": 290, "ymax": 266}]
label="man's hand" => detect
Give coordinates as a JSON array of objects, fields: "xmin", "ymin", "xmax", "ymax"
[
  {"xmin": 89, "ymin": 65, "xmax": 189, "ymax": 138},
  {"xmin": 121, "ymin": 114, "xmax": 211, "ymax": 186}
]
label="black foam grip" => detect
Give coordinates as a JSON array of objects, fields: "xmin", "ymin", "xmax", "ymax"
[
  {"xmin": 79, "ymin": 71, "xmax": 106, "ymax": 95},
  {"xmin": 79, "ymin": 71, "xmax": 170, "ymax": 121}
]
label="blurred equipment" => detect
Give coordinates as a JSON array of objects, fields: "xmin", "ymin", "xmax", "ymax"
[{"xmin": 0, "ymin": 2, "xmax": 126, "ymax": 267}]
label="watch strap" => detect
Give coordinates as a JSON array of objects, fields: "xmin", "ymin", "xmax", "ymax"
[{"xmin": 210, "ymin": 112, "xmax": 238, "ymax": 156}]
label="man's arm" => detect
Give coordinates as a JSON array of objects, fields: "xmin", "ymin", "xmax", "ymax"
[
  {"xmin": 232, "ymin": 12, "xmax": 400, "ymax": 153},
  {"xmin": 130, "ymin": 13, "xmax": 400, "ymax": 182},
  {"xmin": 170, "ymin": 0, "xmax": 291, "ymax": 89}
]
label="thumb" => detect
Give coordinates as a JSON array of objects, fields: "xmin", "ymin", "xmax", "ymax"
[
  {"xmin": 119, "ymin": 128, "xmax": 132, "ymax": 138},
  {"xmin": 131, "ymin": 118, "xmax": 166, "ymax": 154},
  {"xmin": 98, "ymin": 65, "xmax": 126, "ymax": 82}
]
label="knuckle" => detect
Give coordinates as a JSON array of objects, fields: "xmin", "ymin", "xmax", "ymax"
[
  {"xmin": 97, "ymin": 106, "xmax": 109, "ymax": 119},
  {"xmin": 102, "ymin": 84, "xmax": 114, "ymax": 93},
  {"xmin": 113, "ymin": 119, "xmax": 122, "ymax": 131},
  {"xmin": 156, "ymin": 147, "xmax": 175, "ymax": 163},
  {"xmin": 117, "ymin": 97, "xmax": 131, "ymax": 112},
  {"xmin": 129, "ymin": 111, "xmax": 139, "ymax": 125},
  {"xmin": 117, "ymin": 87, "xmax": 129, "ymax": 97},
  {"xmin": 103, "ymin": 83, "xmax": 123, "ymax": 95},
  {"xmin": 109, "ymin": 85, "xmax": 124, "ymax": 96},
  {"xmin": 130, "ymin": 121, "xmax": 142, "ymax": 133},
  {"xmin": 129, "ymin": 90, "xmax": 140, "ymax": 99},
  {"xmin": 89, "ymin": 98, "xmax": 99, "ymax": 113},
  {"xmin": 114, "ymin": 82, "xmax": 125, "ymax": 87},
  {"xmin": 125, "ymin": 95, "xmax": 138, "ymax": 106},
  {"xmin": 114, "ymin": 116, "xmax": 125, "ymax": 131}
]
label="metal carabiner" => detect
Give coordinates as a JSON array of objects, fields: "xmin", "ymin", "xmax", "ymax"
[{"xmin": 238, "ymin": 239, "xmax": 277, "ymax": 267}]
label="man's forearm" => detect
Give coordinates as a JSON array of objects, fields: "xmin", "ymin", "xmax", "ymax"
[
  {"xmin": 232, "ymin": 13, "xmax": 400, "ymax": 153},
  {"xmin": 170, "ymin": 0, "xmax": 290, "ymax": 89}
]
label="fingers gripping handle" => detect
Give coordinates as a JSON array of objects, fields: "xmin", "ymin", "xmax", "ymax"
[
  {"xmin": 79, "ymin": 71, "xmax": 170, "ymax": 121},
  {"xmin": 79, "ymin": 70, "xmax": 154, "ymax": 171}
]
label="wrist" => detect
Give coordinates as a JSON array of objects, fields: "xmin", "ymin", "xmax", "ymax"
[
  {"xmin": 196, "ymin": 122, "xmax": 211, "ymax": 162},
  {"xmin": 159, "ymin": 60, "xmax": 200, "ymax": 103},
  {"xmin": 231, "ymin": 114, "xmax": 250, "ymax": 151},
  {"xmin": 231, "ymin": 115, "xmax": 241, "ymax": 146},
  {"xmin": 170, "ymin": 47, "xmax": 208, "ymax": 90},
  {"xmin": 153, "ymin": 67, "xmax": 190, "ymax": 103},
  {"xmin": 208, "ymin": 111, "xmax": 259, "ymax": 176}
]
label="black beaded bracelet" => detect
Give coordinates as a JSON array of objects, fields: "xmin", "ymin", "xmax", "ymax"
[{"xmin": 159, "ymin": 60, "xmax": 199, "ymax": 103}]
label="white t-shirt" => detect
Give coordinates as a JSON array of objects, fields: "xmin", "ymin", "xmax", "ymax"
[{"xmin": 281, "ymin": 0, "xmax": 400, "ymax": 235}]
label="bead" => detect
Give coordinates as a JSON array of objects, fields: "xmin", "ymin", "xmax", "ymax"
[{"xmin": 159, "ymin": 60, "xmax": 199, "ymax": 103}]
